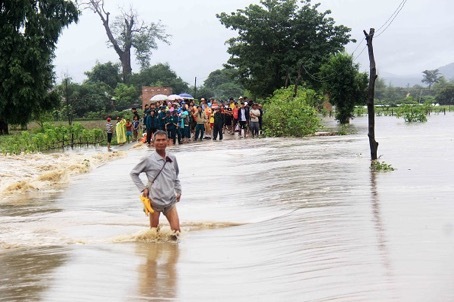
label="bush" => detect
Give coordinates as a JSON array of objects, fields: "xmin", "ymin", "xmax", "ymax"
[
  {"xmin": 370, "ymin": 160, "xmax": 395, "ymax": 172},
  {"xmin": 396, "ymin": 103, "xmax": 430, "ymax": 123},
  {"xmin": 263, "ymin": 86, "xmax": 321, "ymax": 137}
]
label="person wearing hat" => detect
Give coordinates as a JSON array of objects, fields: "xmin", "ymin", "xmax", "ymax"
[{"xmin": 106, "ymin": 117, "xmax": 113, "ymax": 151}]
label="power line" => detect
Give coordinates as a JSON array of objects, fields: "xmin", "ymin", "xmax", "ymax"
[
  {"xmin": 352, "ymin": 0, "xmax": 408, "ymax": 62},
  {"xmin": 351, "ymin": 38, "xmax": 365, "ymax": 56},
  {"xmin": 376, "ymin": 0, "xmax": 406, "ymax": 32},
  {"xmin": 304, "ymin": 1, "xmax": 409, "ymax": 83},
  {"xmin": 353, "ymin": 45, "xmax": 367, "ymax": 62},
  {"xmin": 375, "ymin": 0, "xmax": 408, "ymax": 38}
]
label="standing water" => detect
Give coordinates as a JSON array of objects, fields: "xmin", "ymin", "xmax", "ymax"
[{"xmin": 1, "ymin": 115, "xmax": 453, "ymax": 301}]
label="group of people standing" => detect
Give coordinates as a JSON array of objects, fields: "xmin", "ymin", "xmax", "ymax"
[
  {"xmin": 142, "ymin": 96, "xmax": 263, "ymax": 146},
  {"xmin": 105, "ymin": 96, "xmax": 264, "ymax": 151},
  {"xmin": 105, "ymin": 109, "xmax": 141, "ymax": 151}
]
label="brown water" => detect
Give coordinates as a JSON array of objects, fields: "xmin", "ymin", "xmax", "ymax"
[{"xmin": 1, "ymin": 115, "xmax": 453, "ymax": 301}]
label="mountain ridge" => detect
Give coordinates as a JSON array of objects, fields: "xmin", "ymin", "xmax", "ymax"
[{"xmin": 375, "ymin": 62, "xmax": 454, "ymax": 87}]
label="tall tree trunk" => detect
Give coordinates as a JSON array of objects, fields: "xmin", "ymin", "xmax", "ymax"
[
  {"xmin": 88, "ymin": 0, "xmax": 131, "ymax": 82},
  {"xmin": 120, "ymin": 50, "xmax": 132, "ymax": 83},
  {"xmin": 364, "ymin": 28, "xmax": 379, "ymax": 160}
]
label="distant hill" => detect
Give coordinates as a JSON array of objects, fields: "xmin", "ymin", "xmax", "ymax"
[
  {"xmin": 438, "ymin": 62, "xmax": 454, "ymax": 80},
  {"xmin": 377, "ymin": 62, "xmax": 454, "ymax": 87},
  {"xmin": 379, "ymin": 72, "xmax": 421, "ymax": 87}
]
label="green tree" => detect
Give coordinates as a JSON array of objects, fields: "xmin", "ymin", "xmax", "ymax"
[
  {"xmin": 113, "ymin": 83, "xmax": 138, "ymax": 110},
  {"xmin": 436, "ymin": 83, "xmax": 454, "ymax": 105},
  {"xmin": 432, "ymin": 76, "xmax": 449, "ymax": 95},
  {"xmin": 319, "ymin": 53, "xmax": 368, "ymax": 124},
  {"xmin": 130, "ymin": 63, "xmax": 189, "ymax": 94},
  {"xmin": 55, "ymin": 80, "xmax": 113, "ymax": 118},
  {"xmin": 203, "ymin": 68, "xmax": 244, "ymax": 100},
  {"xmin": 0, "ymin": 0, "xmax": 79, "ymax": 134},
  {"xmin": 422, "ymin": 69, "xmax": 441, "ymax": 90},
  {"xmin": 263, "ymin": 86, "xmax": 321, "ymax": 137},
  {"xmin": 83, "ymin": 0, "xmax": 170, "ymax": 82},
  {"xmin": 217, "ymin": 0, "xmax": 352, "ymax": 98},
  {"xmin": 85, "ymin": 61, "xmax": 122, "ymax": 89},
  {"xmin": 192, "ymin": 86, "xmax": 215, "ymax": 101}
]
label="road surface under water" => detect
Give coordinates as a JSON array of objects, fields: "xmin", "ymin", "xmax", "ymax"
[{"xmin": 1, "ymin": 114, "xmax": 453, "ymax": 301}]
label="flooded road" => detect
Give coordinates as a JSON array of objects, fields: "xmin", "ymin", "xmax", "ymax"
[{"xmin": 1, "ymin": 115, "xmax": 453, "ymax": 301}]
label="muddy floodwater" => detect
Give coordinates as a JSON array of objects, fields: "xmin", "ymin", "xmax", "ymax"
[{"xmin": 1, "ymin": 115, "xmax": 453, "ymax": 301}]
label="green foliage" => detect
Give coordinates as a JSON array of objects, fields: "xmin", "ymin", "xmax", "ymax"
[
  {"xmin": 319, "ymin": 53, "xmax": 368, "ymax": 124},
  {"xmin": 421, "ymin": 69, "xmax": 441, "ymax": 90},
  {"xmin": 370, "ymin": 160, "xmax": 395, "ymax": 172},
  {"xmin": 194, "ymin": 86, "xmax": 215, "ymax": 100},
  {"xmin": 263, "ymin": 86, "xmax": 321, "ymax": 137},
  {"xmin": 130, "ymin": 63, "xmax": 189, "ymax": 94},
  {"xmin": 0, "ymin": 0, "xmax": 79, "ymax": 130},
  {"xmin": 202, "ymin": 68, "xmax": 245, "ymax": 100},
  {"xmin": 113, "ymin": 83, "xmax": 138, "ymax": 110},
  {"xmin": 0, "ymin": 122, "xmax": 105, "ymax": 155},
  {"xmin": 435, "ymin": 83, "xmax": 454, "ymax": 105},
  {"xmin": 336, "ymin": 124, "xmax": 354, "ymax": 135},
  {"xmin": 85, "ymin": 61, "xmax": 122, "ymax": 89},
  {"xmin": 353, "ymin": 106, "xmax": 367, "ymax": 117},
  {"xmin": 396, "ymin": 103, "xmax": 430, "ymax": 123},
  {"xmin": 217, "ymin": 0, "xmax": 352, "ymax": 97},
  {"xmin": 55, "ymin": 79, "xmax": 113, "ymax": 118}
]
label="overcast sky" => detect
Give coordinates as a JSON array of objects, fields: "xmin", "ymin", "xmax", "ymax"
[{"xmin": 54, "ymin": 0, "xmax": 454, "ymax": 86}]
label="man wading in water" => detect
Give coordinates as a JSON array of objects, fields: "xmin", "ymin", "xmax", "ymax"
[{"xmin": 130, "ymin": 130, "xmax": 182, "ymax": 235}]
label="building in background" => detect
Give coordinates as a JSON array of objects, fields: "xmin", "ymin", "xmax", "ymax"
[{"xmin": 141, "ymin": 86, "xmax": 172, "ymax": 109}]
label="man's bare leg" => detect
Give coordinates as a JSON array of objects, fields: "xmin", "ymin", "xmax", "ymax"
[
  {"xmin": 149, "ymin": 211, "xmax": 160, "ymax": 228},
  {"xmin": 164, "ymin": 206, "xmax": 180, "ymax": 233}
]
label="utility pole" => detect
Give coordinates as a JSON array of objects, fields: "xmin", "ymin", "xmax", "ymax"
[
  {"xmin": 194, "ymin": 77, "xmax": 197, "ymax": 99},
  {"xmin": 364, "ymin": 28, "xmax": 379, "ymax": 161}
]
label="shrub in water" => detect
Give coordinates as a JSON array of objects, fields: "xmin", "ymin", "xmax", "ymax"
[{"xmin": 263, "ymin": 86, "xmax": 321, "ymax": 137}]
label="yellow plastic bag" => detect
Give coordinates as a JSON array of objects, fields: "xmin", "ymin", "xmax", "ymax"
[{"xmin": 139, "ymin": 195, "xmax": 154, "ymax": 216}]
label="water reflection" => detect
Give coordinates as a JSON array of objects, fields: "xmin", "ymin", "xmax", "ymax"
[
  {"xmin": 135, "ymin": 242, "xmax": 180, "ymax": 300},
  {"xmin": 0, "ymin": 247, "xmax": 67, "ymax": 301},
  {"xmin": 370, "ymin": 170, "xmax": 398, "ymax": 300}
]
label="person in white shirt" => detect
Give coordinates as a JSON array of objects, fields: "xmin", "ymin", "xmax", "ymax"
[{"xmin": 249, "ymin": 103, "xmax": 261, "ymax": 138}]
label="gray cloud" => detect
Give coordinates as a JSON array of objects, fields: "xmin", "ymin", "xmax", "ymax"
[{"xmin": 54, "ymin": 0, "xmax": 454, "ymax": 85}]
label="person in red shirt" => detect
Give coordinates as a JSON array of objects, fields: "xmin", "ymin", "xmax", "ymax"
[
  {"xmin": 125, "ymin": 119, "xmax": 133, "ymax": 143},
  {"xmin": 232, "ymin": 102, "xmax": 239, "ymax": 134}
]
